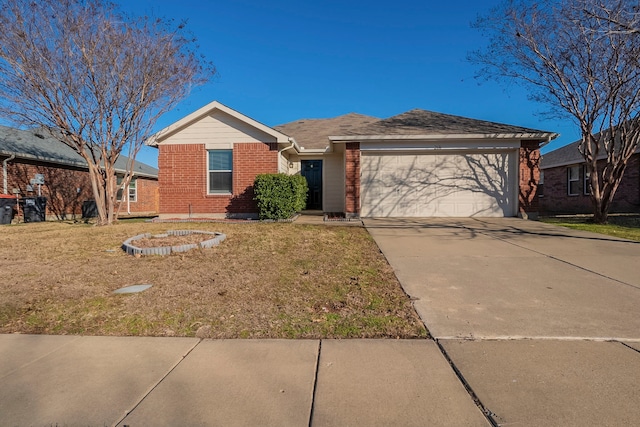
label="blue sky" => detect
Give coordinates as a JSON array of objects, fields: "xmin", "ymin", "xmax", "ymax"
[{"xmin": 125, "ymin": 0, "xmax": 580, "ymax": 168}]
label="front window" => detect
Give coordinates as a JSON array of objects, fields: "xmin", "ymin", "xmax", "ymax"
[
  {"xmin": 568, "ymin": 165, "xmax": 580, "ymax": 196},
  {"xmin": 208, "ymin": 150, "xmax": 233, "ymax": 194}
]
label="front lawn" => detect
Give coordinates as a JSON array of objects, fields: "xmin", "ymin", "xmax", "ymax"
[
  {"xmin": 0, "ymin": 221, "xmax": 427, "ymax": 339},
  {"xmin": 540, "ymin": 214, "xmax": 640, "ymax": 242}
]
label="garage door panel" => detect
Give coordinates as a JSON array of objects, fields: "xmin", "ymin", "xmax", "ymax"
[{"xmin": 361, "ymin": 152, "xmax": 516, "ymax": 217}]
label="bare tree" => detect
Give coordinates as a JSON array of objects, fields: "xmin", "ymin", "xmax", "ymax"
[
  {"xmin": 0, "ymin": 0, "xmax": 214, "ymax": 225},
  {"xmin": 471, "ymin": 0, "xmax": 640, "ymax": 223}
]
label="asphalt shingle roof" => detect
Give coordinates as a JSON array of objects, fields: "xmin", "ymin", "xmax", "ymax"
[
  {"xmin": 274, "ymin": 113, "xmax": 379, "ymax": 149},
  {"xmin": 541, "ymin": 137, "xmax": 640, "ymax": 169},
  {"xmin": 0, "ymin": 125, "xmax": 158, "ymax": 178},
  {"xmin": 346, "ymin": 109, "xmax": 555, "ymax": 136},
  {"xmin": 540, "ymin": 140, "xmax": 583, "ymax": 169},
  {"xmin": 275, "ymin": 109, "xmax": 556, "ymax": 149}
]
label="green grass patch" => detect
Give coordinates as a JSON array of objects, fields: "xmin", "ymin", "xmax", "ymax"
[{"xmin": 541, "ymin": 214, "xmax": 640, "ymax": 241}]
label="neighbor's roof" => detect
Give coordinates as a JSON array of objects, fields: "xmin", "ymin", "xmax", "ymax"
[
  {"xmin": 274, "ymin": 113, "xmax": 379, "ymax": 150},
  {"xmin": 541, "ymin": 137, "xmax": 640, "ymax": 169},
  {"xmin": 333, "ymin": 109, "xmax": 558, "ymax": 141},
  {"xmin": 0, "ymin": 125, "xmax": 158, "ymax": 178},
  {"xmin": 541, "ymin": 140, "xmax": 583, "ymax": 169}
]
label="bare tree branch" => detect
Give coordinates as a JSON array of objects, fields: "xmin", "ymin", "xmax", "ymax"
[
  {"xmin": 470, "ymin": 0, "xmax": 640, "ymax": 223},
  {"xmin": 0, "ymin": 0, "xmax": 214, "ymax": 224}
]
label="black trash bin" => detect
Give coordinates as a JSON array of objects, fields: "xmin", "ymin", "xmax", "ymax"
[
  {"xmin": 20, "ymin": 196, "xmax": 46, "ymax": 222},
  {"xmin": 0, "ymin": 196, "xmax": 16, "ymax": 225},
  {"xmin": 82, "ymin": 200, "xmax": 98, "ymax": 219}
]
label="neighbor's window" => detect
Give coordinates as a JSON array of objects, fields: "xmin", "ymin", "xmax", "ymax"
[
  {"xmin": 208, "ymin": 150, "xmax": 233, "ymax": 194},
  {"xmin": 568, "ymin": 165, "xmax": 580, "ymax": 196},
  {"xmin": 128, "ymin": 179, "xmax": 137, "ymax": 202},
  {"xmin": 117, "ymin": 176, "xmax": 137, "ymax": 202},
  {"xmin": 583, "ymin": 165, "xmax": 590, "ymax": 195},
  {"xmin": 538, "ymin": 170, "xmax": 544, "ymax": 197}
]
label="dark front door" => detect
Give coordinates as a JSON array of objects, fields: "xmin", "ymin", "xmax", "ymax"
[{"xmin": 301, "ymin": 160, "xmax": 322, "ymax": 210}]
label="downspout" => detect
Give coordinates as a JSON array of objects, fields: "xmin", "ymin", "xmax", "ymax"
[
  {"xmin": 3, "ymin": 154, "xmax": 16, "ymax": 194},
  {"xmin": 278, "ymin": 137, "xmax": 298, "ymax": 173}
]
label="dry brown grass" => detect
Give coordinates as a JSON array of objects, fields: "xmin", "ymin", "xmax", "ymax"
[{"xmin": 0, "ymin": 220, "xmax": 427, "ymax": 339}]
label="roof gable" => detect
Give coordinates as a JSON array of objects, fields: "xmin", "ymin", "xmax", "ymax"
[{"xmin": 148, "ymin": 101, "xmax": 291, "ymax": 146}]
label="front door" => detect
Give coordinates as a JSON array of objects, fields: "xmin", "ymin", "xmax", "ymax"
[{"xmin": 301, "ymin": 160, "xmax": 322, "ymax": 210}]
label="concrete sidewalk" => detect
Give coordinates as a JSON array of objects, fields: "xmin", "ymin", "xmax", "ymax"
[
  {"xmin": 365, "ymin": 218, "xmax": 640, "ymax": 426},
  {"xmin": 0, "ymin": 334, "xmax": 488, "ymax": 426},
  {"xmin": 4, "ymin": 218, "xmax": 640, "ymax": 426}
]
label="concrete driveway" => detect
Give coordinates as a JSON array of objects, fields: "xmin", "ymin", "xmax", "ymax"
[
  {"xmin": 365, "ymin": 217, "xmax": 640, "ymax": 340},
  {"xmin": 365, "ymin": 217, "xmax": 640, "ymax": 426}
]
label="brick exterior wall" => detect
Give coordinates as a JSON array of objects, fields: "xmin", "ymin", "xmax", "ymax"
[
  {"xmin": 121, "ymin": 177, "xmax": 159, "ymax": 214},
  {"xmin": 518, "ymin": 140, "xmax": 542, "ymax": 217},
  {"xmin": 158, "ymin": 142, "xmax": 278, "ymax": 217},
  {"xmin": 541, "ymin": 153, "xmax": 640, "ymax": 214},
  {"xmin": 1, "ymin": 156, "xmax": 158, "ymax": 219},
  {"xmin": 345, "ymin": 142, "xmax": 360, "ymax": 215}
]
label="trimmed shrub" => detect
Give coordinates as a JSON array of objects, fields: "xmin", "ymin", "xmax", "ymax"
[{"xmin": 254, "ymin": 174, "xmax": 308, "ymax": 220}]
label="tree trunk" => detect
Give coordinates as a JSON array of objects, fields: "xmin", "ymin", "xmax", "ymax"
[{"xmin": 593, "ymin": 204, "xmax": 608, "ymax": 224}]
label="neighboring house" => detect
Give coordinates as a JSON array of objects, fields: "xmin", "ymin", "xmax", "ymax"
[
  {"xmin": 540, "ymin": 140, "xmax": 640, "ymax": 214},
  {"xmin": 0, "ymin": 126, "xmax": 159, "ymax": 219},
  {"xmin": 148, "ymin": 101, "xmax": 557, "ymax": 219}
]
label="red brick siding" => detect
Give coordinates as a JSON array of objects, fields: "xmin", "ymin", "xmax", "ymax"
[
  {"xmin": 158, "ymin": 142, "xmax": 278, "ymax": 216},
  {"xmin": 4, "ymin": 160, "xmax": 92, "ymax": 219},
  {"xmin": 345, "ymin": 142, "xmax": 360, "ymax": 215},
  {"xmin": 519, "ymin": 140, "xmax": 541, "ymax": 216},
  {"xmin": 1, "ymin": 157, "xmax": 158, "ymax": 218},
  {"xmin": 541, "ymin": 153, "xmax": 640, "ymax": 214}
]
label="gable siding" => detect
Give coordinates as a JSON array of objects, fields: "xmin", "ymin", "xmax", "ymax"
[{"xmin": 159, "ymin": 111, "xmax": 278, "ymax": 146}]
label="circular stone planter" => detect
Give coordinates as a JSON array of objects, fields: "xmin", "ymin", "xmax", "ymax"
[{"xmin": 122, "ymin": 230, "xmax": 226, "ymax": 256}]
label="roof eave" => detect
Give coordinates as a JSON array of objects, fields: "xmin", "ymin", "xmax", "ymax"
[
  {"xmin": 329, "ymin": 132, "xmax": 558, "ymax": 142},
  {"xmin": 0, "ymin": 150, "xmax": 87, "ymax": 169},
  {"xmin": 1, "ymin": 150, "xmax": 158, "ymax": 179}
]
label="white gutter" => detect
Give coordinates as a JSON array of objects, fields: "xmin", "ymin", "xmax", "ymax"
[
  {"xmin": 3, "ymin": 154, "xmax": 16, "ymax": 194},
  {"xmin": 278, "ymin": 137, "xmax": 301, "ymax": 172},
  {"xmin": 279, "ymin": 137, "xmax": 298, "ymax": 154},
  {"xmin": 329, "ymin": 132, "xmax": 559, "ymax": 142}
]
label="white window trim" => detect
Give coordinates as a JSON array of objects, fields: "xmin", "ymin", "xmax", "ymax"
[
  {"xmin": 583, "ymin": 165, "xmax": 591, "ymax": 195},
  {"xmin": 116, "ymin": 175, "xmax": 137, "ymax": 202},
  {"xmin": 128, "ymin": 179, "xmax": 137, "ymax": 202},
  {"xmin": 568, "ymin": 165, "xmax": 580, "ymax": 196},
  {"xmin": 207, "ymin": 149, "xmax": 233, "ymax": 195}
]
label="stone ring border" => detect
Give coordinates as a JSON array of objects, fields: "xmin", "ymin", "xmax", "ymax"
[{"xmin": 122, "ymin": 230, "xmax": 226, "ymax": 256}]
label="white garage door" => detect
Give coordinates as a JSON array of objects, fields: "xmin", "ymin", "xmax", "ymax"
[{"xmin": 360, "ymin": 152, "xmax": 517, "ymax": 217}]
